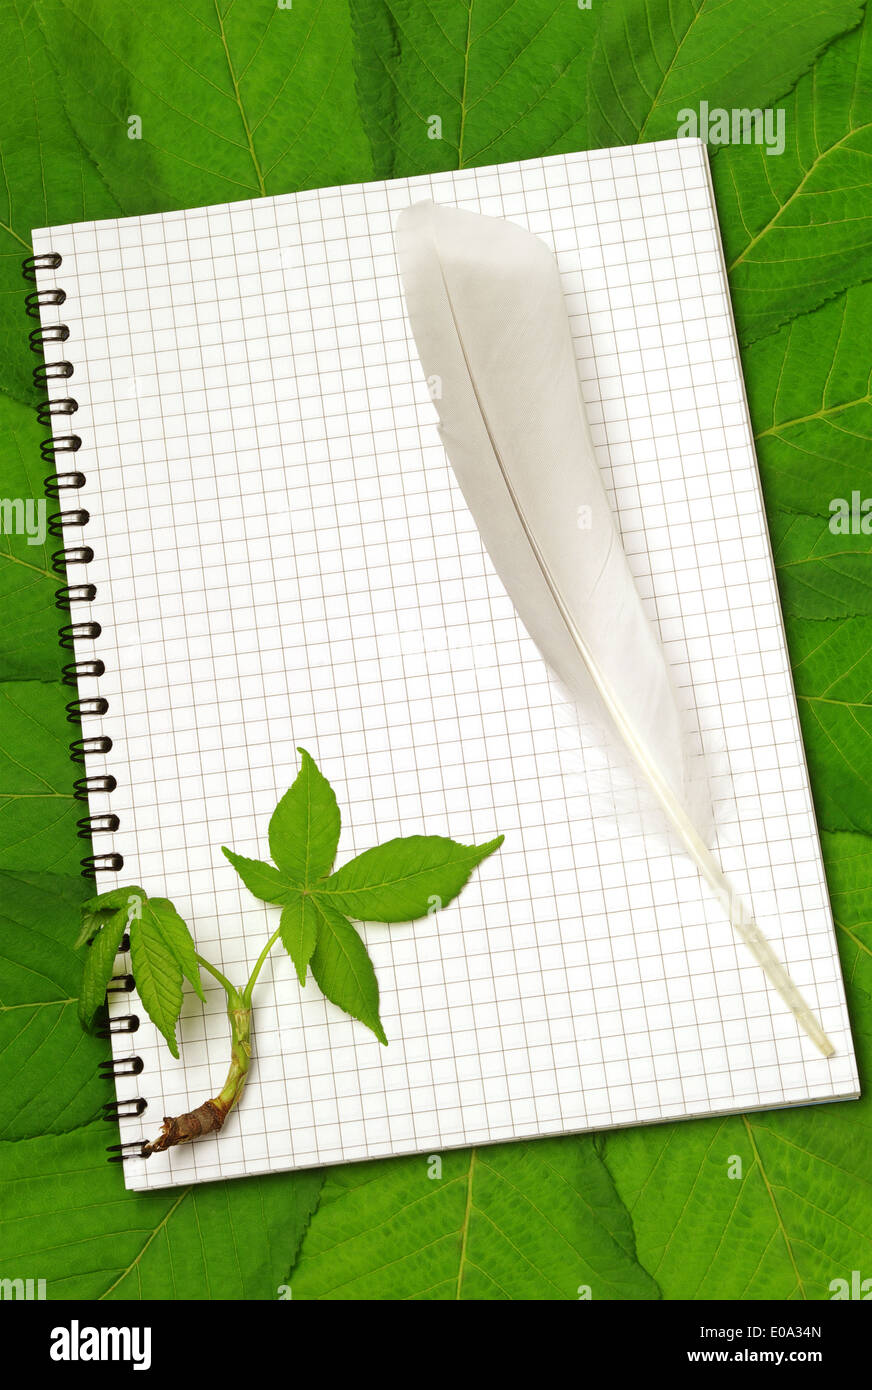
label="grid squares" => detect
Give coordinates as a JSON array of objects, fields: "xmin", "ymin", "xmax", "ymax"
[{"xmin": 32, "ymin": 138, "xmax": 859, "ymax": 1193}]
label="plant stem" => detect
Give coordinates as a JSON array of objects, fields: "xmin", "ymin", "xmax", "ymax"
[
  {"xmin": 144, "ymin": 984, "xmax": 252, "ymax": 1156},
  {"xmin": 216, "ymin": 993, "xmax": 252, "ymax": 1112},
  {"xmin": 143, "ymin": 922, "xmax": 286, "ymax": 1157},
  {"xmin": 195, "ymin": 951, "xmax": 237, "ymax": 998},
  {"xmin": 242, "ymin": 924, "xmax": 282, "ymax": 1006}
]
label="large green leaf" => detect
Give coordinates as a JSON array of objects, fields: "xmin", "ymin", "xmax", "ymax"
[
  {"xmin": 0, "ymin": 869, "xmax": 106, "ymax": 1140},
  {"xmin": 350, "ymin": 0, "xmax": 602, "ymax": 177},
  {"xmin": 289, "ymin": 1138, "xmax": 660, "ymax": 1300},
  {"xmin": 0, "ymin": 0, "xmax": 871, "ymax": 1306},
  {"xmin": 0, "ymin": 679, "xmax": 79, "ymax": 873},
  {"xmin": 747, "ymin": 285, "xmax": 872, "ymax": 516},
  {"xmin": 771, "ymin": 511, "xmax": 872, "ymax": 620},
  {"xmin": 591, "ymin": 608, "xmax": 872, "ymax": 1301},
  {"xmin": 717, "ymin": 4, "xmax": 872, "ymax": 344},
  {"xmin": 0, "ymin": 396, "xmax": 61, "ymax": 680},
  {"xmin": 600, "ymin": 1044, "xmax": 872, "ymax": 1299},
  {"xmin": 823, "ymin": 830, "xmax": 872, "ymax": 992},
  {"xmin": 587, "ymin": 0, "xmax": 862, "ymax": 149},
  {"xmin": 35, "ymin": 0, "xmax": 373, "ymax": 215},
  {"xmin": 599, "ymin": 868, "xmax": 872, "ymax": 1300},
  {"xmin": 0, "ymin": 1121, "xmax": 323, "ymax": 1299},
  {"xmin": 0, "ymin": 0, "xmax": 119, "ymax": 404},
  {"xmin": 791, "ymin": 617, "xmax": 872, "ymax": 836}
]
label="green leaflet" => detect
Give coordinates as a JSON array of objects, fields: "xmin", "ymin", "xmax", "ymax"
[
  {"xmin": 80, "ymin": 884, "xmax": 143, "ymax": 914},
  {"xmin": 34, "ymin": 0, "xmax": 373, "ymax": 216},
  {"xmin": 308, "ymin": 898, "xmax": 387, "ymax": 1045},
  {"xmin": 289, "ymin": 1139, "xmax": 660, "ymax": 1300},
  {"xmin": 349, "ymin": 0, "xmax": 602, "ymax": 177},
  {"xmin": 143, "ymin": 897, "xmax": 205, "ymax": 1003},
  {"xmin": 128, "ymin": 902, "xmax": 185, "ymax": 1058},
  {"xmin": 78, "ymin": 899, "xmax": 130, "ymax": 1031},
  {"xmin": 587, "ymin": 0, "xmax": 863, "ymax": 149},
  {"xmin": 280, "ymin": 895, "xmax": 319, "ymax": 987},
  {"xmin": 0, "ymin": 680, "xmax": 81, "ymax": 874},
  {"xmin": 0, "ymin": 1122, "xmax": 323, "ymax": 1299},
  {"xmin": 320, "ymin": 834, "xmax": 504, "ymax": 922},
  {"xmin": 86, "ymin": 889, "xmax": 207, "ymax": 1053},
  {"xmin": 0, "ymin": 870, "xmax": 107, "ymax": 1140},
  {"xmin": 269, "ymin": 748, "xmax": 341, "ymax": 886},
  {"xmin": 747, "ymin": 284, "xmax": 872, "ymax": 516},
  {"xmin": 221, "ymin": 848, "xmax": 298, "ymax": 905},
  {"xmin": 717, "ymin": 5, "xmax": 872, "ymax": 344},
  {"xmin": 77, "ymin": 884, "xmax": 146, "ymax": 949}
]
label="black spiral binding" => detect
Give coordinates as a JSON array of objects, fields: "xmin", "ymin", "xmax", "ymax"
[{"xmin": 24, "ymin": 252, "xmax": 147, "ymax": 1159}]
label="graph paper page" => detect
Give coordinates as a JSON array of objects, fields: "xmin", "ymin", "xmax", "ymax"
[{"xmin": 33, "ymin": 139, "xmax": 858, "ymax": 1192}]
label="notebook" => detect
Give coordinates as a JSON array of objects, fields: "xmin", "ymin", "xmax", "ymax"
[{"xmin": 30, "ymin": 137, "xmax": 859, "ymax": 1192}]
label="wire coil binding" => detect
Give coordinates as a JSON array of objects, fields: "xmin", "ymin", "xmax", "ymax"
[
  {"xmin": 106, "ymin": 1141, "xmax": 150, "ymax": 1164},
  {"xmin": 24, "ymin": 250, "xmax": 144, "ymax": 1150},
  {"xmin": 99, "ymin": 1056, "xmax": 144, "ymax": 1079}
]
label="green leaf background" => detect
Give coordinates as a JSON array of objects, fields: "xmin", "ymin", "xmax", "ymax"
[{"xmin": 1, "ymin": 0, "xmax": 870, "ymax": 1300}]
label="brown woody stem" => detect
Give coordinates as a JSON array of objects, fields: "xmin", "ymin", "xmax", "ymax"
[{"xmin": 143, "ymin": 990, "xmax": 252, "ymax": 1156}]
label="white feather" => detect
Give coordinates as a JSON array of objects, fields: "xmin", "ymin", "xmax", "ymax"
[{"xmin": 397, "ymin": 200, "xmax": 833, "ymax": 1058}]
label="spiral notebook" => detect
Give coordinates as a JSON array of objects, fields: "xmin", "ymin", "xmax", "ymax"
[{"xmin": 29, "ymin": 138, "xmax": 858, "ymax": 1192}]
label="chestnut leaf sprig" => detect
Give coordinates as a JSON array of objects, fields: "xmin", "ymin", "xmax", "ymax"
[{"xmin": 79, "ymin": 748, "xmax": 503, "ymax": 1155}]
